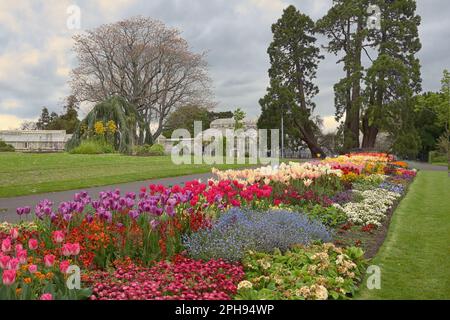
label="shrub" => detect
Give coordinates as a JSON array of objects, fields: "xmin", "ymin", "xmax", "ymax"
[
  {"xmin": 69, "ymin": 139, "xmax": 114, "ymax": 154},
  {"xmin": 0, "ymin": 139, "xmax": 15, "ymax": 152},
  {"xmin": 429, "ymin": 151, "xmax": 447, "ymax": 164},
  {"xmin": 183, "ymin": 208, "xmax": 332, "ymax": 262},
  {"xmin": 302, "ymin": 204, "xmax": 348, "ymax": 228},
  {"xmin": 235, "ymin": 244, "xmax": 366, "ymax": 300},
  {"xmin": 133, "ymin": 144, "xmax": 165, "ymax": 156}
]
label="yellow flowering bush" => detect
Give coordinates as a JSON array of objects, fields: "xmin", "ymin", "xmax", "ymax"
[
  {"xmin": 106, "ymin": 120, "xmax": 117, "ymax": 134},
  {"xmin": 94, "ymin": 121, "xmax": 105, "ymax": 135}
]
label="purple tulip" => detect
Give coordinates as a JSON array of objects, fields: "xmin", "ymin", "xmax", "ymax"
[
  {"xmin": 128, "ymin": 210, "xmax": 140, "ymax": 220},
  {"xmin": 166, "ymin": 205, "xmax": 175, "ymax": 217},
  {"xmin": 150, "ymin": 219, "xmax": 160, "ymax": 230}
]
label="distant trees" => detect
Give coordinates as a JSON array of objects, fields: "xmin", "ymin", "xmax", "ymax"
[
  {"xmin": 162, "ymin": 105, "xmax": 210, "ymax": 137},
  {"xmin": 413, "ymin": 70, "xmax": 449, "ymax": 160},
  {"xmin": 70, "ymin": 16, "xmax": 212, "ymax": 145},
  {"xmin": 35, "ymin": 95, "xmax": 81, "ymax": 134},
  {"xmin": 233, "ymin": 108, "xmax": 246, "ymax": 130},
  {"xmin": 162, "ymin": 105, "xmax": 239, "ymax": 138}
]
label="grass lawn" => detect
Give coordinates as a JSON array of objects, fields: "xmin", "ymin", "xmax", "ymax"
[
  {"xmin": 357, "ymin": 171, "xmax": 450, "ymax": 300},
  {"xmin": 431, "ymin": 162, "xmax": 448, "ymax": 167},
  {"xmin": 0, "ymin": 152, "xmax": 258, "ymax": 198}
]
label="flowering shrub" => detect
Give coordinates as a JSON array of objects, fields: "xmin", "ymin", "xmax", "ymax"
[
  {"xmin": 85, "ymin": 256, "xmax": 244, "ymax": 300},
  {"xmin": 235, "ymin": 244, "xmax": 366, "ymax": 300},
  {"xmin": 184, "ymin": 208, "xmax": 332, "ymax": 262},
  {"xmin": 333, "ymin": 188, "xmax": 402, "ymax": 226}
]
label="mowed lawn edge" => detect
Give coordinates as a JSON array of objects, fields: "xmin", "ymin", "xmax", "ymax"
[
  {"xmin": 0, "ymin": 153, "xmax": 257, "ymax": 198},
  {"xmin": 356, "ymin": 171, "xmax": 450, "ymax": 300}
]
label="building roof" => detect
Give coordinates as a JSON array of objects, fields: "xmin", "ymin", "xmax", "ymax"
[{"xmin": 0, "ymin": 130, "xmax": 69, "ymax": 142}]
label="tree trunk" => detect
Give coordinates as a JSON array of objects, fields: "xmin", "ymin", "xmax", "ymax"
[
  {"xmin": 362, "ymin": 115, "xmax": 379, "ymax": 149},
  {"xmin": 343, "ymin": 18, "xmax": 364, "ymax": 153},
  {"xmin": 293, "ymin": 61, "xmax": 326, "ymax": 158}
]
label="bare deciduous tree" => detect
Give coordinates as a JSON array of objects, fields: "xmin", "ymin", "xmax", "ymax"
[{"xmin": 70, "ymin": 16, "xmax": 211, "ymax": 143}]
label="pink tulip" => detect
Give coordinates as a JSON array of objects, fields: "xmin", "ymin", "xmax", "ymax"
[
  {"xmin": 1, "ymin": 238, "xmax": 12, "ymax": 253},
  {"xmin": 28, "ymin": 239, "xmax": 38, "ymax": 250},
  {"xmin": 28, "ymin": 264, "xmax": 38, "ymax": 273},
  {"xmin": 52, "ymin": 231, "xmax": 65, "ymax": 243},
  {"xmin": 2, "ymin": 269, "xmax": 16, "ymax": 286},
  {"xmin": 62, "ymin": 243, "xmax": 80, "ymax": 256},
  {"xmin": 44, "ymin": 254, "xmax": 56, "ymax": 267},
  {"xmin": 61, "ymin": 243, "xmax": 72, "ymax": 256},
  {"xmin": 0, "ymin": 255, "xmax": 10, "ymax": 269},
  {"xmin": 15, "ymin": 244, "xmax": 23, "ymax": 252},
  {"xmin": 40, "ymin": 293, "xmax": 53, "ymax": 300},
  {"xmin": 9, "ymin": 228, "xmax": 19, "ymax": 240},
  {"xmin": 8, "ymin": 258, "xmax": 20, "ymax": 270},
  {"xmin": 72, "ymin": 243, "xmax": 80, "ymax": 256},
  {"xmin": 60, "ymin": 260, "xmax": 70, "ymax": 274},
  {"xmin": 17, "ymin": 249, "xmax": 28, "ymax": 264}
]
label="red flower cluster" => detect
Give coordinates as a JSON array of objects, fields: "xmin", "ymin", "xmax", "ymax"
[
  {"xmin": 331, "ymin": 164, "xmax": 361, "ymax": 175},
  {"xmin": 86, "ymin": 256, "xmax": 245, "ymax": 300},
  {"xmin": 276, "ymin": 189, "xmax": 333, "ymax": 207}
]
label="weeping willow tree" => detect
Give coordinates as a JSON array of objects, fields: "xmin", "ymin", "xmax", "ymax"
[{"xmin": 66, "ymin": 96, "xmax": 142, "ymax": 154}]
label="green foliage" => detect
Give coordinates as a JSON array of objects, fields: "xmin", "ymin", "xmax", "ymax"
[
  {"xmin": 429, "ymin": 151, "xmax": 448, "ymax": 164},
  {"xmin": 392, "ymin": 128, "xmax": 422, "ymax": 159},
  {"xmin": 303, "ymin": 204, "xmax": 348, "ymax": 228},
  {"xmin": 67, "ymin": 96, "xmax": 140, "ymax": 154},
  {"xmin": 163, "ymin": 105, "xmax": 210, "ymax": 138},
  {"xmin": 0, "ymin": 139, "xmax": 15, "ymax": 152},
  {"xmin": 233, "ymin": 108, "xmax": 246, "ymax": 130},
  {"xmin": 436, "ymin": 131, "xmax": 449, "ymax": 154},
  {"xmin": 36, "ymin": 96, "xmax": 81, "ymax": 134},
  {"xmin": 69, "ymin": 139, "xmax": 114, "ymax": 155},
  {"xmin": 133, "ymin": 144, "xmax": 165, "ymax": 156},
  {"xmin": 259, "ymin": 5, "xmax": 324, "ymax": 157},
  {"xmin": 235, "ymin": 244, "xmax": 366, "ymax": 300}
]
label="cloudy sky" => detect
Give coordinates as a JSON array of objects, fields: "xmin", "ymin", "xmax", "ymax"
[{"xmin": 0, "ymin": 0, "xmax": 449, "ymax": 132}]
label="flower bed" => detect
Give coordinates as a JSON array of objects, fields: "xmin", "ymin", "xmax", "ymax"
[{"xmin": 1, "ymin": 152, "xmax": 416, "ymax": 300}]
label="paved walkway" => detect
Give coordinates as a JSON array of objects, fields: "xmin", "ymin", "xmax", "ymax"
[
  {"xmin": 0, "ymin": 172, "xmax": 213, "ymax": 224},
  {"xmin": 406, "ymin": 161, "xmax": 448, "ymax": 172}
]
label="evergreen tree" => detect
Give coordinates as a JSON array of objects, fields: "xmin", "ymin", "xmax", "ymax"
[
  {"xmin": 362, "ymin": 0, "xmax": 422, "ymax": 149},
  {"xmin": 259, "ymin": 5, "xmax": 325, "ymax": 158},
  {"xmin": 316, "ymin": 0, "xmax": 368, "ymax": 152},
  {"xmin": 36, "ymin": 107, "xmax": 51, "ymax": 130}
]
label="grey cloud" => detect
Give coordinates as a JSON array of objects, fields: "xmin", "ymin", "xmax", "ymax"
[{"xmin": 0, "ymin": 0, "xmax": 449, "ymax": 128}]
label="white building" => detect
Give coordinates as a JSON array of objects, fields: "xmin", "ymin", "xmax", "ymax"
[
  {"xmin": 209, "ymin": 118, "xmax": 257, "ymax": 135},
  {"xmin": 0, "ymin": 130, "xmax": 72, "ymax": 152}
]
